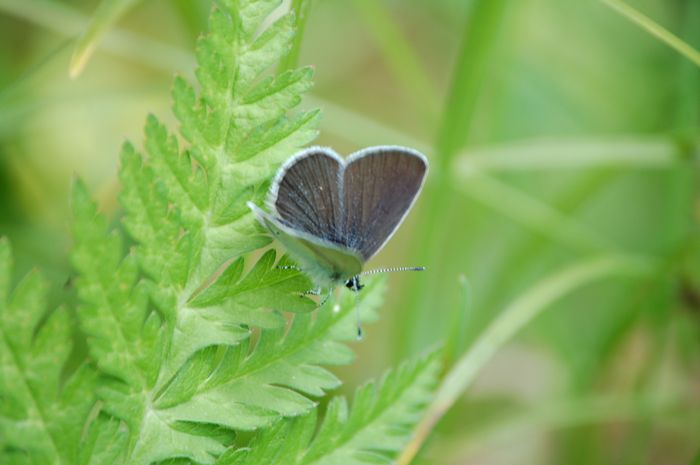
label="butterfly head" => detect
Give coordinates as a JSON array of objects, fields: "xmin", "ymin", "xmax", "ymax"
[{"xmin": 345, "ymin": 275, "xmax": 364, "ymax": 292}]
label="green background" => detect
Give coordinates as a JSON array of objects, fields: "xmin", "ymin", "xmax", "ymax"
[{"xmin": 0, "ymin": 0, "xmax": 698, "ymax": 463}]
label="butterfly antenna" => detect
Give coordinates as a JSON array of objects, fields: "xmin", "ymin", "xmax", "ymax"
[{"xmin": 360, "ymin": 266, "xmax": 426, "ymax": 276}]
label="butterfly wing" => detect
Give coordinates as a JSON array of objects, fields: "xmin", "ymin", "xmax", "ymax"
[
  {"xmin": 269, "ymin": 147, "xmax": 345, "ymax": 245},
  {"xmin": 342, "ymin": 146, "xmax": 428, "ymax": 261},
  {"xmin": 248, "ymin": 202, "xmax": 363, "ymax": 288}
]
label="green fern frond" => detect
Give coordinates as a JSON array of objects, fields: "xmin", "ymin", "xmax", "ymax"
[
  {"xmin": 73, "ymin": 174, "xmax": 387, "ymax": 462},
  {"xmin": 217, "ymin": 350, "xmax": 441, "ymax": 465},
  {"xmin": 5, "ymin": 0, "xmax": 440, "ymax": 463},
  {"xmin": 0, "ymin": 238, "xmax": 119, "ymax": 465},
  {"xmin": 118, "ymin": 0, "xmax": 320, "ymax": 379},
  {"xmin": 67, "ymin": 0, "xmax": 393, "ymax": 462},
  {"xmin": 153, "ymin": 277, "xmax": 386, "ymax": 432}
]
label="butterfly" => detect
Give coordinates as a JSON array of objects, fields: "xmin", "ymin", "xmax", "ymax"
[{"xmin": 247, "ymin": 145, "xmax": 428, "ymax": 297}]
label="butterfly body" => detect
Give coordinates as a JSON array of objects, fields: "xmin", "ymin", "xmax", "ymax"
[{"xmin": 248, "ymin": 145, "xmax": 428, "ymax": 291}]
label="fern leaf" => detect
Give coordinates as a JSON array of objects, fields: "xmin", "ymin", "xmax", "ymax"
[
  {"xmin": 154, "ymin": 277, "xmax": 386, "ymax": 432},
  {"xmin": 78, "ymin": 415, "xmax": 129, "ymax": 465},
  {"xmin": 73, "ymin": 179, "xmax": 387, "ymax": 464},
  {"xmin": 74, "ymin": 166, "xmax": 388, "ymax": 463},
  {"xmin": 217, "ymin": 350, "xmax": 441, "ymax": 465},
  {"xmin": 73, "ymin": 180, "xmax": 230, "ymax": 464},
  {"xmin": 0, "ymin": 238, "xmax": 113, "ymax": 465},
  {"xmin": 67, "ymin": 0, "xmax": 370, "ymax": 462},
  {"xmin": 120, "ymin": 0, "xmax": 320, "ymax": 371}
]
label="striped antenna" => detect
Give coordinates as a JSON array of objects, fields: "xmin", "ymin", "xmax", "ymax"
[{"xmin": 360, "ymin": 266, "xmax": 425, "ymax": 276}]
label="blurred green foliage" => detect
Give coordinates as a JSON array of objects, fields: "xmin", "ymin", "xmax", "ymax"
[{"xmin": 0, "ymin": 0, "xmax": 698, "ymax": 463}]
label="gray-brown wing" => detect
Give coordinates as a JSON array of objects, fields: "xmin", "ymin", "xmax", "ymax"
[
  {"xmin": 342, "ymin": 147, "xmax": 428, "ymax": 260},
  {"xmin": 271, "ymin": 147, "xmax": 345, "ymax": 244}
]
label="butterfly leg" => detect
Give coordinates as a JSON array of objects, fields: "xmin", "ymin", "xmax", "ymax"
[
  {"xmin": 300, "ymin": 288, "xmax": 332, "ymax": 309},
  {"xmin": 277, "ymin": 265, "xmax": 302, "ymax": 271},
  {"xmin": 344, "ymin": 275, "xmax": 364, "ymax": 292},
  {"xmin": 343, "ymin": 276, "xmax": 365, "ymax": 340},
  {"xmin": 319, "ymin": 289, "xmax": 333, "ymax": 308},
  {"xmin": 301, "ymin": 288, "xmax": 321, "ymax": 296},
  {"xmin": 353, "ymin": 290, "xmax": 363, "ymax": 340}
]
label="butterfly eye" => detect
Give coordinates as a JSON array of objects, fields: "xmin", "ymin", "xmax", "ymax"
[{"xmin": 344, "ymin": 277, "xmax": 364, "ymax": 292}]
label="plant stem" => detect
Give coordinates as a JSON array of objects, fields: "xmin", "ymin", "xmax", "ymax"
[
  {"xmin": 393, "ymin": 0, "xmax": 510, "ymax": 360},
  {"xmin": 599, "ymin": 0, "xmax": 700, "ymax": 68},
  {"xmin": 396, "ymin": 255, "xmax": 653, "ymax": 465},
  {"xmin": 0, "ymin": 0, "xmax": 192, "ymax": 74},
  {"xmin": 351, "ymin": 0, "xmax": 439, "ymax": 122},
  {"xmin": 69, "ymin": 0, "xmax": 143, "ymax": 77}
]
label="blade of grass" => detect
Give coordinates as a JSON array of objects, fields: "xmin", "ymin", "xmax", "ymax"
[
  {"xmin": 433, "ymin": 0, "xmax": 509, "ymax": 168},
  {"xmin": 599, "ymin": 0, "xmax": 700, "ymax": 68},
  {"xmin": 453, "ymin": 132, "xmax": 687, "ymax": 352},
  {"xmin": 455, "ymin": 165, "xmax": 617, "ymax": 253},
  {"xmin": 396, "ymin": 254, "xmax": 654, "ymax": 465},
  {"xmin": 351, "ymin": 0, "xmax": 439, "ymax": 121},
  {"xmin": 393, "ymin": 0, "xmax": 509, "ymax": 359},
  {"xmin": 69, "ymin": 0, "xmax": 143, "ymax": 78},
  {"xmin": 0, "ymin": 40, "xmax": 74, "ymax": 140},
  {"xmin": 457, "ymin": 136, "xmax": 683, "ymax": 172},
  {"xmin": 278, "ymin": 0, "xmax": 313, "ymax": 72},
  {"xmin": 0, "ymin": 40, "xmax": 72, "ymax": 105},
  {"xmin": 675, "ymin": 1, "xmax": 700, "ymax": 130},
  {"xmin": 557, "ymin": 2, "xmax": 700, "ymax": 457},
  {"xmin": 613, "ymin": 4, "xmax": 700, "ymax": 462},
  {"xmin": 430, "ymin": 393, "xmax": 688, "ymax": 460},
  {"xmin": 472, "ymin": 170, "xmax": 621, "ymax": 357},
  {"xmin": 442, "ymin": 274, "xmax": 471, "ymax": 369},
  {"xmin": 0, "ymin": 0, "xmax": 193, "ymax": 74},
  {"xmin": 315, "ymin": 94, "xmax": 686, "ymax": 173},
  {"xmin": 314, "ymin": 94, "xmax": 621, "ymax": 254},
  {"xmin": 555, "ymin": 241, "xmax": 694, "ymax": 463}
]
